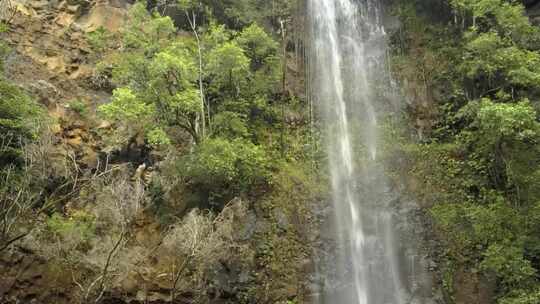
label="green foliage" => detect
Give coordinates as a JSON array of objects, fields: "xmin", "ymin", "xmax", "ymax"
[
  {"xmin": 122, "ymin": 2, "xmax": 176, "ymax": 53},
  {"xmin": 47, "ymin": 211, "xmax": 96, "ymax": 244},
  {"xmin": 147, "ymin": 128, "xmax": 172, "ymax": 147},
  {"xmin": 453, "ymin": 0, "xmax": 540, "ymax": 95},
  {"xmin": 100, "ymin": 88, "xmax": 155, "ymax": 123},
  {"xmin": 432, "ymin": 199, "xmax": 521, "ymax": 249},
  {"xmin": 105, "ymin": 5, "xmax": 206, "ymax": 144},
  {"xmin": 236, "ymin": 24, "xmax": 281, "ymax": 95},
  {"xmin": 176, "ymin": 0, "xmax": 195, "ymax": 10},
  {"xmin": 150, "ymin": 44, "xmax": 198, "ymax": 87},
  {"xmin": 400, "ymin": 141, "xmax": 480, "ymax": 203},
  {"xmin": 100, "ymin": 3, "xmax": 284, "ymax": 150},
  {"xmin": 180, "ymin": 137, "xmax": 270, "ymax": 205},
  {"xmin": 204, "ymin": 24, "xmax": 234, "ymax": 50},
  {"xmin": 0, "ymin": 79, "xmax": 43, "ymax": 168},
  {"xmin": 203, "ymin": 23, "xmax": 281, "ymax": 97},
  {"xmin": 212, "ymin": 111, "xmax": 250, "ymax": 138},
  {"xmin": 466, "ymin": 99, "xmax": 540, "ymax": 203},
  {"xmin": 207, "ymin": 41, "xmax": 250, "ymax": 94},
  {"xmin": 441, "ymin": 260, "xmax": 457, "ymax": 301},
  {"xmin": 236, "ymin": 23, "xmax": 278, "ymax": 68},
  {"xmin": 86, "ymin": 26, "xmax": 112, "ymax": 53},
  {"xmin": 499, "ymin": 288, "xmax": 540, "ymax": 304},
  {"xmin": 461, "ymin": 32, "xmax": 540, "ymax": 88},
  {"xmin": 187, "ymin": 138, "xmax": 238, "ymax": 184},
  {"xmin": 98, "ymin": 1, "xmax": 309, "ymax": 217},
  {"xmin": 0, "ymin": 44, "xmax": 8, "ymax": 72},
  {"xmin": 390, "ymin": 0, "xmax": 540, "ymax": 300},
  {"xmin": 98, "ymin": 87, "xmax": 156, "ymax": 148},
  {"xmin": 186, "ymin": 137, "xmax": 269, "ymax": 187},
  {"xmin": 68, "ymin": 99, "xmax": 88, "ymax": 116},
  {"xmin": 0, "ymin": 22, "xmax": 8, "ymax": 33},
  {"xmin": 211, "ymin": 0, "xmax": 294, "ymax": 28},
  {"xmin": 476, "ymin": 99, "xmax": 538, "ymax": 142},
  {"xmin": 481, "ymin": 244, "xmax": 536, "ymax": 287},
  {"xmin": 450, "ymin": 0, "xmax": 536, "ymax": 43}
]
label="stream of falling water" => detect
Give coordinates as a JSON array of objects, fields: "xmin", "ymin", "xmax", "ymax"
[{"xmin": 307, "ymin": 0, "xmax": 431, "ymax": 303}]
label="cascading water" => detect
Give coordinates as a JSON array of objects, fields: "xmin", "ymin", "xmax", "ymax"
[{"xmin": 307, "ymin": 0, "xmax": 432, "ymax": 303}]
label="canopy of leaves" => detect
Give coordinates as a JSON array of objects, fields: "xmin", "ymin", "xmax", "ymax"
[
  {"xmin": 206, "ymin": 41, "xmax": 250, "ymax": 94},
  {"xmin": 96, "ymin": 1, "xmax": 298, "ymax": 213},
  {"xmin": 100, "ymin": 88, "xmax": 155, "ymax": 123},
  {"xmin": 236, "ymin": 23, "xmax": 278, "ymax": 67}
]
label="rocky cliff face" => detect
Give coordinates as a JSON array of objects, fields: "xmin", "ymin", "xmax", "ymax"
[
  {"xmin": 2, "ymin": 0, "xmax": 133, "ymax": 172},
  {"xmin": 7, "ymin": 0, "xmax": 129, "ymax": 81}
]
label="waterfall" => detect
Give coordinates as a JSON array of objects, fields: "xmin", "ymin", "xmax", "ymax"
[{"xmin": 307, "ymin": 0, "xmax": 432, "ymax": 303}]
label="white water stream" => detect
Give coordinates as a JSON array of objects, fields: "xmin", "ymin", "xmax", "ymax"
[{"xmin": 307, "ymin": 0, "xmax": 432, "ymax": 303}]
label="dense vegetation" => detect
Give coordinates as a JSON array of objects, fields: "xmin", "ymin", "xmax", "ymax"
[
  {"xmin": 3, "ymin": 0, "xmax": 540, "ymax": 303},
  {"xmin": 1, "ymin": 1, "xmax": 320, "ymax": 303},
  {"xmin": 94, "ymin": 0, "xmax": 313, "ymax": 209},
  {"xmin": 389, "ymin": 0, "xmax": 540, "ymax": 302}
]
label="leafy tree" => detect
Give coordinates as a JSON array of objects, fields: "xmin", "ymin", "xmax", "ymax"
[
  {"xmin": 203, "ymin": 23, "xmax": 234, "ymax": 50},
  {"xmin": 236, "ymin": 23, "xmax": 282, "ymax": 96},
  {"xmin": 481, "ymin": 243, "xmax": 536, "ymax": 288},
  {"xmin": 464, "ymin": 99, "xmax": 540, "ymax": 203},
  {"xmin": 206, "ymin": 41, "xmax": 251, "ymax": 96},
  {"xmin": 461, "ymin": 32, "xmax": 540, "ymax": 90},
  {"xmin": 104, "ymin": 5, "xmax": 205, "ymax": 145},
  {"xmin": 147, "ymin": 128, "xmax": 172, "ymax": 147},
  {"xmin": 98, "ymin": 2, "xmax": 294, "ymax": 213},
  {"xmin": 176, "ymin": 0, "xmax": 208, "ymax": 137},
  {"xmin": 236, "ymin": 23, "xmax": 278, "ymax": 69},
  {"xmin": 99, "ymin": 87, "xmax": 156, "ymax": 149},
  {"xmin": 203, "ymin": 0, "xmax": 295, "ymax": 28},
  {"xmin": 122, "ymin": 2, "xmax": 176, "ymax": 52},
  {"xmin": 102, "ymin": 3, "xmax": 283, "ymax": 149},
  {"xmin": 212, "ymin": 111, "xmax": 250, "ymax": 138}
]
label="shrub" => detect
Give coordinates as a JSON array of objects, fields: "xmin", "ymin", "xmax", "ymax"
[
  {"xmin": 147, "ymin": 127, "xmax": 171, "ymax": 147},
  {"xmin": 86, "ymin": 26, "xmax": 112, "ymax": 53},
  {"xmin": 69, "ymin": 99, "xmax": 88, "ymax": 116},
  {"xmin": 180, "ymin": 137, "xmax": 270, "ymax": 206},
  {"xmin": 0, "ymin": 79, "xmax": 43, "ymax": 168},
  {"xmin": 47, "ymin": 211, "xmax": 96, "ymax": 242},
  {"xmin": 46, "ymin": 211, "xmax": 96, "ymax": 253}
]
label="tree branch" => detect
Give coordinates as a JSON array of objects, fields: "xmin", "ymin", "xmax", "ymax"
[
  {"xmin": 0, "ymin": 232, "xmax": 29, "ymax": 253},
  {"xmin": 96, "ymin": 230, "xmax": 126, "ymax": 302}
]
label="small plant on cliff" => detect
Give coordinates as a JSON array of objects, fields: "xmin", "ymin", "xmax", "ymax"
[
  {"xmin": 46, "ymin": 211, "xmax": 96, "ymax": 249},
  {"xmin": 86, "ymin": 26, "xmax": 113, "ymax": 54},
  {"xmin": 68, "ymin": 99, "xmax": 88, "ymax": 116}
]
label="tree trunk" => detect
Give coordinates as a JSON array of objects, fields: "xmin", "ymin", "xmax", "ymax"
[
  {"xmin": 185, "ymin": 10, "xmax": 206, "ymax": 140},
  {"xmin": 279, "ymin": 18, "xmax": 287, "ymax": 157}
]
